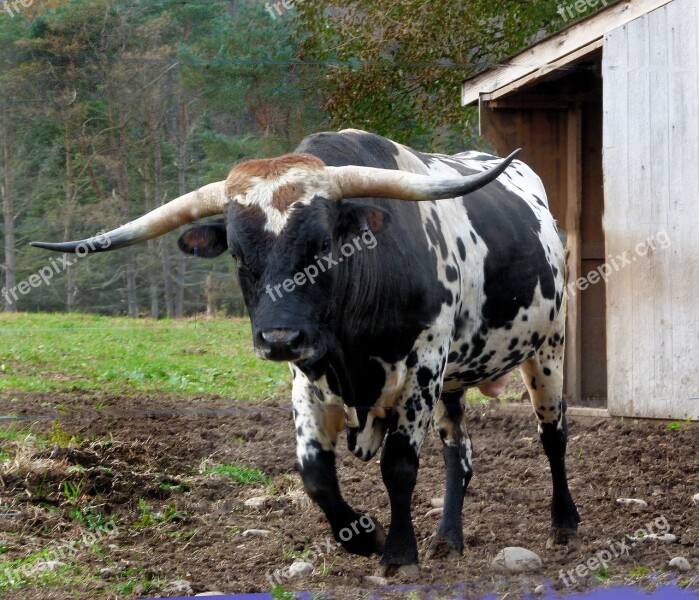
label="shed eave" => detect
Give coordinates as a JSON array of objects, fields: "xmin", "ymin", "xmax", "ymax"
[{"xmin": 461, "ymin": 0, "xmax": 674, "ymax": 107}]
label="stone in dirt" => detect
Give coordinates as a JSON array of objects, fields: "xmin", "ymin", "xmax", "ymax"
[
  {"xmin": 668, "ymin": 557, "xmax": 692, "ymax": 571},
  {"xmin": 244, "ymin": 496, "xmax": 268, "ymax": 509},
  {"xmin": 287, "ymin": 561, "xmax": 314, "ymax": 577},
  {"xmin": 638, "ymin": 533, "xmax": 677, "ymax": 543},
  {"xmin": 425, "ymin": 507, "xmax": 443, "ymax": 518},
  {"xmin": 692, "ymin": 493, "xmax": 699, "ymax": 504},
  {"xmin": 364, "ymin": 575, "xmax": 388, "ymax": 586},
  {"xmin": 242, "ymin": 529, "xmax": 271, "ymax": 537},
  {"xmin": 616, "ymin": 498, "xmax": 648, "ymax": 508},
  {"xmin": 163, "ymin": 580, "xmax": 193, "ymax": 595},
  {"xmin": 430, "ymin": 497, "xmax": 444, "ymax": 508},
  {"xmin": 492, "ymin": 547, "xmax": 543, "ymax": 573}
]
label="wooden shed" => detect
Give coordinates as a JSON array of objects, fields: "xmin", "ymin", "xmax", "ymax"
[{"xmin": 461, "ymin": 0, "xmax": 698, "ymax": 419}]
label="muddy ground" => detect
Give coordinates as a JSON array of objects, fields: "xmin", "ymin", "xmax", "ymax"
[{"xmin": 0, "ymin": 391, "xmax": 698, "ymax": 599}]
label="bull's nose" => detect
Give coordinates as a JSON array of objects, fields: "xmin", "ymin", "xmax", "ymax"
[{"xmin": 257, "ymin": 329, "xmax": 306, "ymax": 361}]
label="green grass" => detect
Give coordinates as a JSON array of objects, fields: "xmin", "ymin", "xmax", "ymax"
[
  {"xmin": 0, "ymin": 548, "xmax": 89, "ymax": 591},
  {"xmin": 200, "ymin": 463, "xmax": 271, "ymax": 485},
  {"xmin": 0, "ymin": 312, "xmax": 289, "ymax": 400}
]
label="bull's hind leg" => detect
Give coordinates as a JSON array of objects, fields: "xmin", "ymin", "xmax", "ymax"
[
  {"xmin": 519, "ymin": 335, "xmax": 580, "ymax": 547},
  {"xmin": 427, "ymin": 391, "xmax": 472, "ymax": 559}
]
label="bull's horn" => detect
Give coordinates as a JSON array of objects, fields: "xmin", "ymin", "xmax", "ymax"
[
  {"xmin": 325, "ymin": 149, "xmax": 521, "ymax": 201},
  {"xmin": 30, "ymin": 181, "xmax": 227, "ymax": 253}
]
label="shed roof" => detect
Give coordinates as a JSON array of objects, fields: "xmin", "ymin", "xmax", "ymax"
[{"xmin": 461, "ymin": 0, "xmax": 673, "ymax": 106}]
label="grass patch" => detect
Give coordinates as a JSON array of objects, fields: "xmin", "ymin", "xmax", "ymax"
[
  {"xmin": 0, "ymin": 548, "xmax": 87, "ymax": 591},
  {"xmin": 112, "ymin": 567, "xmax": 165, "ymax": 596},
  {"xmin": 134, "ymin": 498, "xmax": 183, "ymax": 528},
  {"xmin": 0, "ymin": 312, "xmax": 288, "ymax": 400},
  {"xmin": 200, "ymin": 463, "xmax": 271, "ymax": 485}
]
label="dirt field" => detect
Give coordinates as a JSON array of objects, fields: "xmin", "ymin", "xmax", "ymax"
[{"xmin": 1, "ymin": 391, "xmax": 698, "ymax": 599}]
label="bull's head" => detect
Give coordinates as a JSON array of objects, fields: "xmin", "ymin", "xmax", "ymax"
[{"xmin": 31, "ymin": 149, "xmax": 520, "ymax": 366}]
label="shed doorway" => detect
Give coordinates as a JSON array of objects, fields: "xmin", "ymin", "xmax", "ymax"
[{"xmin": 477, "ymin": 50, "xmax": 607, "ymax": 406}]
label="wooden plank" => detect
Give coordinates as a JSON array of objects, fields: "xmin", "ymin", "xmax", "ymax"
[
  {"xmin": 666, "ymin": 0, "xmax": 699, "ymax": 419},
  {"xmin": 648, "ymin": 5, "xmax": 673, "ymax": 415},
  {"xmin": 602, "ymin": 21, "xmax": 632, "ymax": 417},
  {"xmin": 625, "ymin": 12, "xmax": 654, "ymax": 417},
  {"xmin": 579, "ymin": 101, "xmax": 607, "ymax": 400},
  {"xmin": 564, "ymin": 107, "xmax": 582, "ymax": 404},
  {"xmin": 497, "ymin": 403, "xmax": 610, "ymax": 420},
  {"xmin": 462, "ymin": 0, "xmax": 674, "ymax": 106}
]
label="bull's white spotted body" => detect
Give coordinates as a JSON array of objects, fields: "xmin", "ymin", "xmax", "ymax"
[
  {"xmin": 229, "ymin": 130, "xmax": 576, "ymax": 566},
  {"xmin": 35, "ymin": 129, "xmax": 579, "ymax": 573}
]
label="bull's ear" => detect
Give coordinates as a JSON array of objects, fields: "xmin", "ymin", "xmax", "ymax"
[
  {"xmin": 177, "ymin": 223, "xmax": 228, "ymax": 258},
  {"xmin": 339, "ymin": 201, "xmax": 391, "ymax": 235}
]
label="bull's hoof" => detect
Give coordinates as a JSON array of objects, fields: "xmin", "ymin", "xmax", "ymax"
[
  {"xmin": 426, "ymin": 534, "xmax": 462, "ymax": 559},
  {"xmin": 339, "ymin": 515, "xmax": 386, "ymax": 557},
  {"xmin": 546, "ymin": 527, "xmax": 581, "ymax": 550},
  {"xmin": 374, "ymin": 563, "xmax": 420, "ymax": 579}
]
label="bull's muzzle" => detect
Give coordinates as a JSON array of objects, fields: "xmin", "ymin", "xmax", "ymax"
[{"xmin": 256, "ymin": 328, "xmax": 309, "ymax": 362}]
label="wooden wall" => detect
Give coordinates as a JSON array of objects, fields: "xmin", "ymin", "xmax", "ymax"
[{"xmin": 603, "ymin": 0, "xmax": 699, "ymax": 419}]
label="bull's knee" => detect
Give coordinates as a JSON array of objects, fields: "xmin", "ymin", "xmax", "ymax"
[{"xmin": 381, "ymin": 434, "xmax": 418, "ymax": 493}]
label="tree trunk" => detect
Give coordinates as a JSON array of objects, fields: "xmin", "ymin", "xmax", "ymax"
[
  {"xmin": 153, "ymin": 128, "xmax": 175, "ymax": 317},
  {"xmin": 63, "ymin": 123, "xmax": 75, "ymax": 312},
  {"xmin": 115, "ymin": 99, "xmax": 138, "ymax": 318},
  {"xmin": 143, "ymin": 130, "xmax": 160, "ymax": 319},
  {"xmin": 174, "ymin": 98, "xmax": 188, "ymax": 318},
  {"xmin": 205, "ymin": 270, "xmax": 215, "ymax": 317},
  {"xmin": 1, "ymin": 108, "xmax": 17, "ymax": 312}
]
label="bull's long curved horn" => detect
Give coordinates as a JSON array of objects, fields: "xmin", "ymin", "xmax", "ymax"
[
  {"xmin": 30, "ymin": 181, "xmax": 227, "ymax": 254},
  {"xmin": 324, "ymin": 149, "xmax": 521, "ymax": 201}
]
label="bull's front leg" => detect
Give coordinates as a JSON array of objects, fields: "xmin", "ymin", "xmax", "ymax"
[
  {"xmin": 378, "ymin": 390, "xmax": 435, "ymax": 576},
  {"xmin": 292, "ymin": 369, "xmax": 385, "ymax": 556}
]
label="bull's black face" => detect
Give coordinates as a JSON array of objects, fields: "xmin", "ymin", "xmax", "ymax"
[{"xmin": 177, "ymin": 197, "xmax": 389, "ymax": 365}]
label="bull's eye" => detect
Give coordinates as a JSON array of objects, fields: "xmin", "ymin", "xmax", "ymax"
[{"xmin": 320, "ymin": 237, "xmax": 331, "ymax": 253}]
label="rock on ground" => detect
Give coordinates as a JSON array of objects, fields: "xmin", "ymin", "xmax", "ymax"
[
  {"xmin": 669, "ymin": 557, "xmax": 692, "ymax": 571},
  {"xmin": 244, "ymin": 496, "xmax": 268, "ymax": 509},
  {"xmin": 364, "ymin": 575, "xmax": 388, "ymax": 586},
  {"xmin": 242, "ymin": 529, "xmax": 271, "ymax": 537},
  {"xmin": 639, "ymin": 533, "xmax": 677, "ymax": 543},
  {"xmin": 492, "ymin": 547, "xmax": 543, "ymax": 573},
  {"xmin": 616, "ymin": 498, "xmax": 648, "ymax": 508},
  {"xmin": 163, "ymin": 580, "xmax": 193, "ymax": 595},
  {"xmin": 287, "ymin": 561, "xmax": 314, "ymax": 577}
]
